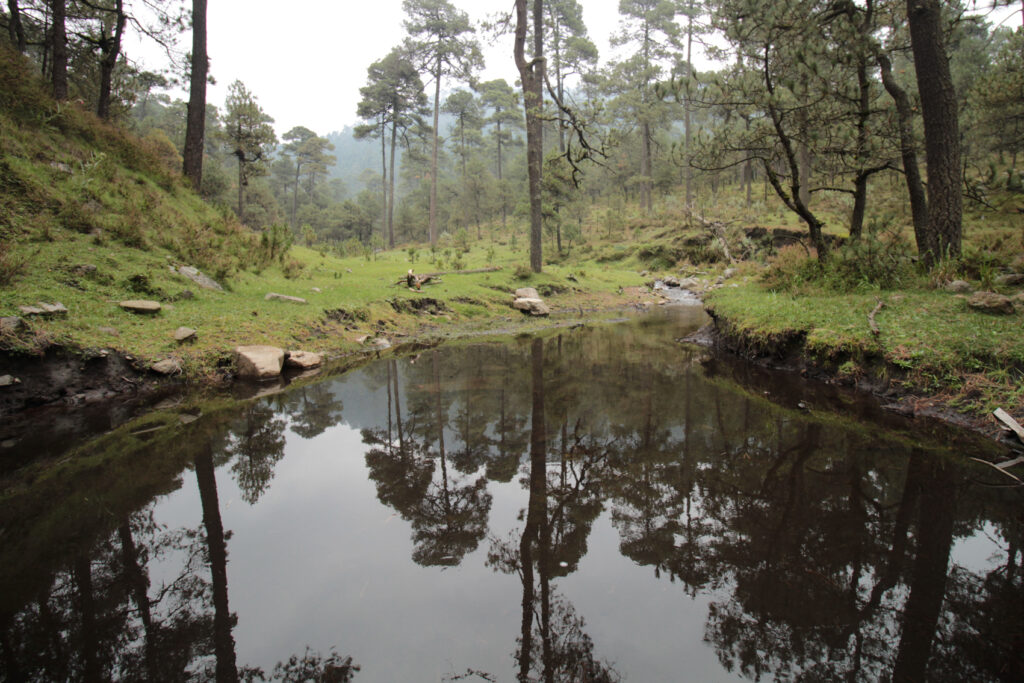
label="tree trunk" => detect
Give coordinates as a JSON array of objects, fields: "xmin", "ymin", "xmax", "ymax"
[
  {"xmin": 182, "ymin": 0, "xmax": 208, "ymax": 191},
  {"xmin": 96, "ymin": 0, "xmax": 126, "ymax": 120},
  {"xmin": 849, "ymin": 57, "xmax": 872, "ymax": 241},
  {"xmin": 291, "ymin": 161, "xmax": 301, "ymax": 229},
  {"xmin": 50, "ymin": 0, "xmax": 67, "ymax": 100},
  {"xmin": 429, "ymin": 56, "xmax": 441, "ymax": 245},
  {"xmin": 641, "ymin": 119, "xmax": 653, "ymax": 212},
  {"xmin": 684, "ymin": 8, "xmax": 694, "ymax": 207},
  {"xmin": 877, "ymin": 52, "xmax": 931, "ymax": 257},
  {"xmin": 515, "ymin": 0, "xmax": 545, "ymax": 273},
  {"xmin": 906, "ymin": 0, "xmax": 962, "ymax": 264},
  {"xmin": 388, "ymin": 120, "xmax": 398, "ymax": 248},
  {"xmin": 236, "ymin": 155, "xmax": 244, "ymax": 221},
  {"xmin": 195, "ymin": 447, "xmax": 239, "ymax": 683},
  {"xmin": 497, "ymin": 120, "xmax": 507, "ymax": 231},
  {"xmin": 7, "ymin": 0, "xmax": 26, "ymax": 53},
  {"xmin": 380, "ymin": 119, "xmax": 388, "ymax": 242}
]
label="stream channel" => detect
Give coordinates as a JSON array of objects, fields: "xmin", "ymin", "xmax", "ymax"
[{"xmin": 1, "ymin": 303, "xmax": 1022, "ymax": 681}]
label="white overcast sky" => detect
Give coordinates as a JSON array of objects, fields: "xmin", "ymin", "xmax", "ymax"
[
  {"xmin": 130, "ymin": 1, "xmax": 1020, "ymax": 136},
  {"xmin": 130, "ymin": 0, "xmax": 715, "ymax": 136}
]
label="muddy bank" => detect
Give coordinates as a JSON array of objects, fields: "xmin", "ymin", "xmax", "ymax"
[{"xmin": 697, "ymin": 309, "xmax": 1024, "ymax": 453}]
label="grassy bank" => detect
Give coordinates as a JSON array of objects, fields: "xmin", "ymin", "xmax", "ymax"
[{"xmin": 705, "ymin": 270, "xmax": 1024, "ymax": 422}]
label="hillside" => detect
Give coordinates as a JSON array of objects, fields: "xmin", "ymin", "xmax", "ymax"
[{"xmin": 0, "ymin": 47, "xmax": 648, "ymax": 390}]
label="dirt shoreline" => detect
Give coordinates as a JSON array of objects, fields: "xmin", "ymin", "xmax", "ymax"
[{"xmin": 697, "ymin": 308, "xmax": 1024, "ymax": 455}]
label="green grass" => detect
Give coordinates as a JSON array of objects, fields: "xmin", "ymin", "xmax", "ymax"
[{"xmin": 707, "ymin": 283, "xmax": 1024, "ymax": 415}]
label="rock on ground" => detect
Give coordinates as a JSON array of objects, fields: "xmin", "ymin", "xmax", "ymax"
[
  {"xmin": 176, "ymin": 265, "xmax": 224, "ymax": 291},
  {"xmin": 967, "ymin": 291, "xmax": 1016, "ymax": 315},
  {"xmin": 235, "ymin": 345, "xmax": 285, "ymax": 380},
  {"xmin": 996, "ymin": 273, "xmax": 1024, "ymax": 287},
  {"xmin": 120, "ymin": 300, "xmax": 161, "ymax": 314},
  {"xmin": 1, "ymin": 317, "xmax": 23, "ymax": 334},
  {"xmin": 173, "ymin": 326, "xmax": 197, "ymax": 342},
  {"xmin": 285, "ymin": 350, "xmax": 323, "ymax": 369},
  {"xmin": 513, "ymin": 297, "xmax": 551, "ymax": 316},
  {"xmin": 151, "ymin": 359, "xmax": 182, "ymax": 375},
  {"xmin": 265, "ymin": 292, "xmax": 308, "ymax": 304},
  {"xmin": 0, "ymin": 375, "xmax": 19, "ymax": 387},
  {"xmin": 18, "ymin": 302, "xmax": 68, "ymax": 317},
  {"xmin": 946, "ymin": 280, "xmax": 972, "ymax": 293},
  {"xmin": 514, "ymin": 287, "xmax": 540, "ymax": 299}
]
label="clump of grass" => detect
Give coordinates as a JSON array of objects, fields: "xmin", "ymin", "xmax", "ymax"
[{"xmin": 0, "ymin": 238, "xmax": 26, "ymax": 286}]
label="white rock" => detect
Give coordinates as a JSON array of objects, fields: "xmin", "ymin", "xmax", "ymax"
[
  {"xmin": 513, "ymin": 297, "xmax": 551, "ymax": 316},
  {"xmin": 265, "ymin": 292, "xmax": 308, "ymax": 304},
  {"xmin": 0, "ymin": 374, "xmax": 19, "ymax": 387},
  {"xmin": 176, "ymin": 265, "xmax": 224, "ymax": 291},
  {"xmin": 234, "ymin": 345, "xmax": 285, "ymax": 379},
  {"xmin": 120, "ymin": 299, "xmax": 161, "ymax": 313},
  {"xmin": 515, "ymin": 287, "xmax": 540, "ymax": 299}
]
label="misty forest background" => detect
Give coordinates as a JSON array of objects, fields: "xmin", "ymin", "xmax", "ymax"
[{"xmin": 2, "ymin": 0, "xmax": 1022, "ymax": 269}]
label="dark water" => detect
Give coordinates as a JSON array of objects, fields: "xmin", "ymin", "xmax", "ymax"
[{"xmin": 2, "ymin": 306, "xmax": 1022, "ymax": 682}]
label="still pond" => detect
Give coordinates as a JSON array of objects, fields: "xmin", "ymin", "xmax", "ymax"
[{"xmin": 1, "ymin": 305, "xmax": 1022, "ymax": 681}]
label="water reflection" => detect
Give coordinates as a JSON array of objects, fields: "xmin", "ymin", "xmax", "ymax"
[{"xmin": 1, "ymin": 312, "xmax": 1022, "ymax": 681}]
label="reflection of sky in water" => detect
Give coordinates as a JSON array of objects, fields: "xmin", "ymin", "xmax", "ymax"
[{"xmin": 951, "ymin": 522, "xmax": 1006, "ymax": 575}]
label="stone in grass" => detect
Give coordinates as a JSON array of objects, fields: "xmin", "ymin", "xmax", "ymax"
[
  {"xmin": 0, "ymin": 317, "xmax": 23, "ymax": 334},
  {"xmin": 514, "ymin": 287, "xmax": 540, "ymax": 299},
  {"xmin": 173, "ymin": 326, "xmax": 197, "ymax": 342},
  {"xmin": 235, "ymin": 345, "xmax": 284, "ymax": 380},
  {"xmin": 946, "ymin": 280, "xmax": 972, "ymax": 293},
  {"xmin": 98, "ymin": 326, "xmax": 119, "ymax": 336},
  {"xmin": 285, "ymin": 350, "xmax": 323, "ymax": 369},
  {"xmin": 513, "ymin": 298, "xmax": 551, "ymax": 316},
  {"xmin": 265, "ymin": 292, "xmax": 308, "ymax": 304},
  {"xmin": 120, "ymin": 299, "xmax": 162, "ymax": 314},
  {"xmin": 176, "ymin": 265, "xmax": 224, "ymax": 291},
  {"xmin": 18, "ymin": 302, "xmax": 68, "ymax": 317},
  {"xmin": 151, "ymin": 358, "xmax": 182, "ymax": 375},
  {"xmin": 967, "ymin": 291, "xmax": 1016, "ymax": 315},
  {"xmin": 996, "ymin": 273, "xmax": 1024, "ymax": 287}
]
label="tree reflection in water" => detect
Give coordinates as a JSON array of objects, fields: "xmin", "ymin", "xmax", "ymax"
[{"xmin": 2, "ymin": 320, "xmax": 1023, "ymax": 681}]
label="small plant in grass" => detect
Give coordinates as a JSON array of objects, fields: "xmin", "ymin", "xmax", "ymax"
[
  {"xmin": 407, "ymin": 247, "xmax": 418, "ymax": 264},
  {"xmin": 0, "ymin": 239, "xmax": 26, "ymax": 286},
  {"xmin": 485, "ymin": 245, "xmax": 496, "ymax": 265},
  {"xmin": 282, "ymin": 257, "xmax": 305, "ymax": 279},
  {"xmin": 513, "ymin": 264, "xmax": 532, "ymax": 280}
]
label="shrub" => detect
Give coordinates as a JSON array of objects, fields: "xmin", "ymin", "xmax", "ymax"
[{"xmin": 513, "ymin": 264, "xmax": 533, "ymax": 280}]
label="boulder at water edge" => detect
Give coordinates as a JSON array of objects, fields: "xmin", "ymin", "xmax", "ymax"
[
  {"xmin": 285, "ymin": 350, "xmax": 323, "ymax": 369},
  {"xmin": 513, "ymin": 297, "xmax": 551, "ymax": 316},
  {"xmin": 235, "ymin": 345, "xmax": 285, "ymax": 379}
]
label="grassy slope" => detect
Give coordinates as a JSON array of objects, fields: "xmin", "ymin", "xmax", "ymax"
[{"xmin": 0, "ymin": 48, "xmax": 656, "ymax": 376}]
